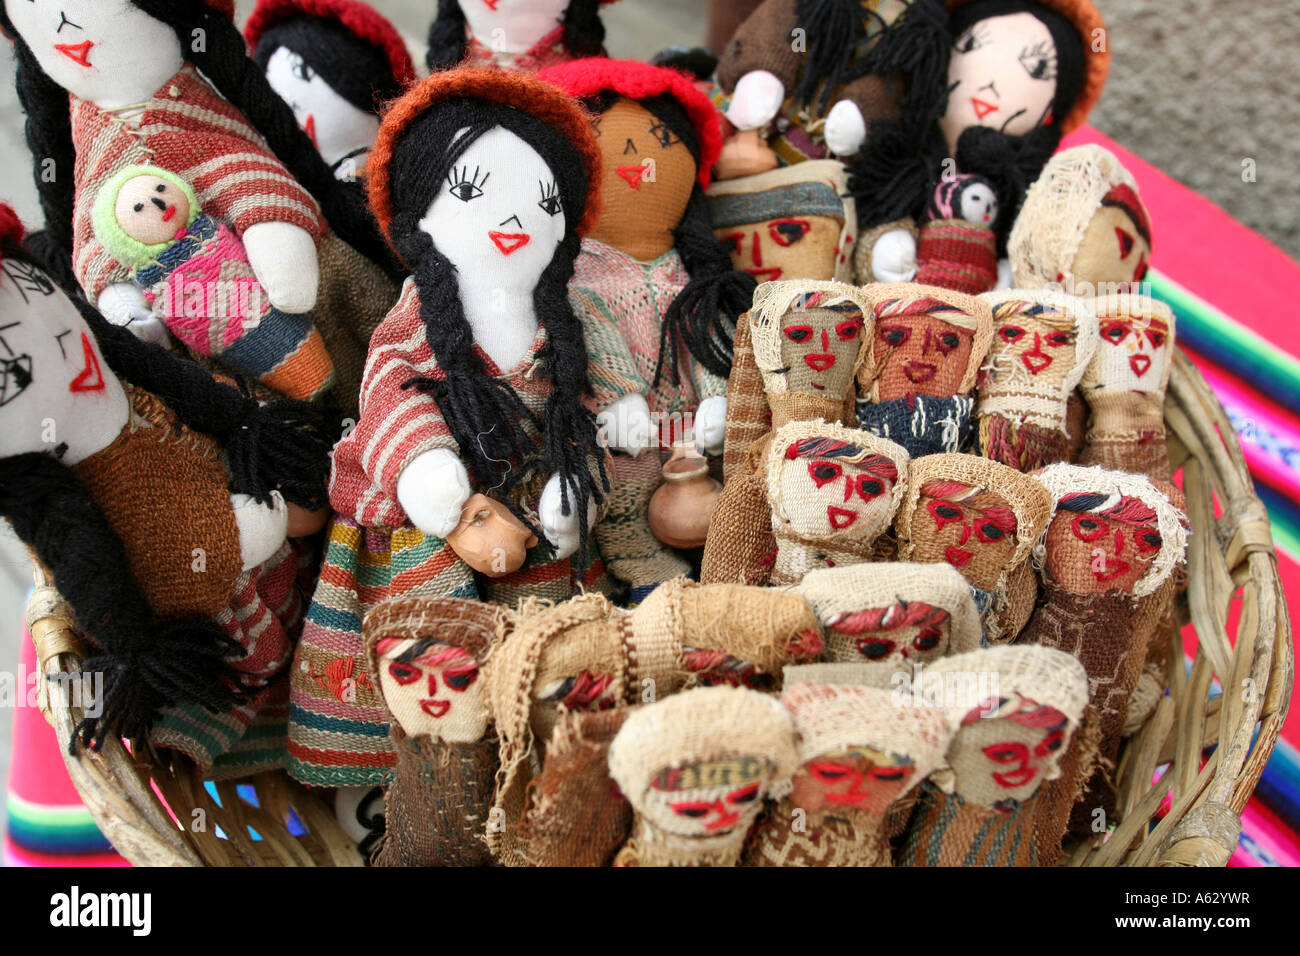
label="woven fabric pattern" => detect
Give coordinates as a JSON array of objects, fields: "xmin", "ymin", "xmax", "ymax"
[
  {"xmin": 857, "ymin": 393, "xmax": 975, "ymax": 458},
  {"xmin": 915, "ymin": 219, "xmax": 998, "ymax": 295},
  {"xmin": 898, "ymin": 785, "xmax": 1041, "ymax": 866}
]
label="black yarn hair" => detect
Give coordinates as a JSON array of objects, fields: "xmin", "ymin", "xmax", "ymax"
[
  {"xmin": 383, "ymin": 99, "xmax": 608, "ymax": 567},
  {"xmin": 583, "ymin": 89, "xmax": 754, "ymax": 385},
  {"xmin": 0, "ymin": 0, "xmax": 403, "ymax": 280},
  {"xmin": 251, "ymin": 15, "xmax": 405, "ymax": 113},
  {"xmin": 426, "ymin": 0, "xmax": 607, "ymax": 72}
]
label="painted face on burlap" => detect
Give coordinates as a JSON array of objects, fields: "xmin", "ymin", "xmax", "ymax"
[
  {"xmin": 775, "ymin": 436, "xmax": 900, "ymax": 541},
  {"xmin": 1046, "ymin": 493, "xmax": 1163, "ymax": 594},
  {"xmin": 376, "ymin": 637, "xmax": 487, "ymax": 743},
  {"xmin": 872, "ymin": 299, "xmax": 977, "ymax": 399},
  {"xmin": 529, "ymin": 627, "xmax": 620, "ymax": 745},
  {"xmin": 263, "ymin": 46, "xmax": 381, "ymax": 171},
  {"xmin": 789, "ymin": 746, "xmax": 915, "ymax": 817},
  {"xmin": 641, "ymin": 755, "xmax": 774, "ymax": 838},
  {"xmin": 949, "ymin": 697, "xmax": 1069, "ymax": 808},
  {"xmin": 910, "ymin": 482, "xmax": 1018, "ymax": 591},
  {"xmin": 1071, "ymin": 185, "xmax": 1151, "ymax": 292},
  {"xmin": 680, "ymin": 625, "xmax": 822, "ymax": 691},
  {"xmin": 988, "ymin": 310, "xmax": 1079, "ymax": 389},
  {"xmin": 1090, "ymin": 312, "xmax": 1170, "ymax": 391},
  {"xmin": 717, "ymin": 211, "xmax": 844, "ymax": 284},
  {"xmin": 778, "ymin": 300, "xmax": 864, "ymax": 396},
  {"xmin": 822, "ymin": 602, "xmax": 953, "ymax": 667},
  {"xmin": 112, "ymin": 174, "xmax": 192, "ymax": 245}
]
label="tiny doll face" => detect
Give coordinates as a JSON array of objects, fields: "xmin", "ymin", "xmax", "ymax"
[
  {"xmin": 775, "ymin": 437, "xmax": 899, "ymax": 541},
  {"xmin": 778, "ymin": 304, "xmax": 863, "ymax": 396},
  {"xmin": 1092, "ymin": 313, "xmax": 1170, "ymax": 390},
  {"xmin": 939, "ymin": 12, "xmax": 1059, "ymax": 155},
  {"xmin": 717, "ymin": 212, "xmax": 843, "ymax": 283},
  {"xmin": 958, "ymin": 181, "xmax": 999, "ymax": 226},
  {"xmin": 459, "ymin": 0, "xmax": 569, "ymax": 53},
  {"xmin": 263, "ymin": 46, "xmax": 381, "ymax": 171},
  {"xmin": 113, "ymin": 175, "xmax": 191, "ymax": 246},
  {"xmin": 420, "ymin": 125, "xmax": 566, "ymax": 291},
  {"xmin": 873, "ymin": 309, "xmax": 976, "ymax": 398},
  {"xmin": 681, "ymin": 648, "xmax": 774, "ymax": 691},
  {"xmin": 950, "ymin": 699, "xmax": 1069, "ymax": 807},
  {"xmin": 910, "ymin": 483, "xmax": 1018, "ymax": 590},
  {"xmin": 789, "ymin": 747, "xmax": 915, "ymax": 817},
  {"xmin": 376, "ymin": 637, "xmax": 487, "ymax": 743},
  {"xmin": 1046, "ymin": 494, "xmax": 1162, "ymax": 593},
  {"xmin": 989, "ymin": 313, "xmax": 1078, "ymax": 387},
  {"xmin": 641, "ymin": 756, "xmax": 772, "ymax": 837},
  {"xmin": 531, "ymin": 635, "xmax": 620, "ymax": 745},
  {"xmin": 1071, "ymin": 190, "xmax": 1152, "ymax": 292},
  {"xmin": 822, "ymin": 603, "xmax": 953, "ymax": 667}
]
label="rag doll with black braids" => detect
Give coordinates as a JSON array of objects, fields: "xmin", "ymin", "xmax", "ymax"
[
  {"xmin": 286, "ymin": 68, "xmax": 613, "ymax": 792},
  {"xmin": 848, "ymin": 0, "xmax": 1108, "ymax": 286},
  {"xmin": 0, "ymin": 0, "xmax": 403, "ymax": 417},
  {"xmin": 539, "ymin": 59, "xmax": 756, "ymax": 602},
  {"xmin": 426, "ymin": 0, "xmax": 616, "ymax": 74},
  {"xmin": 0, "ymin": 202, "xmax": 336, "ymax": 774}
]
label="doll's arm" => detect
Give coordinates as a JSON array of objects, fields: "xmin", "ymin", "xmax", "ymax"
[
  {"xmin": 571, "ymin": 287, "xmax": 654, "ymax": 455},
  {"xmin": 539, "ymin": 472, "xmax": 600, "ymax": 561},
  {"xmin": 230, "ymin": 490, "xmax": 290, "ymax": 571},
  {"xmin": 721, "ymin": 313, "xmax": 769, "ymax": 484},
  {"xmin": 700, "ymin": 471, "xmax": 776, "ymax": 586},
  {"xmin": 854, "ymin": 219, "xmax": 919, "ymax": 285},
  {"xmin": 97, "ymin": 283, "xmax": 172, "ymax": 347},
  {"xmin": 396, "ymin": 448, "xmax": 473, "ymax": 539},
  {"xmin": 243, "ymin": 221, "xmax": 321, "ymax": 314}
]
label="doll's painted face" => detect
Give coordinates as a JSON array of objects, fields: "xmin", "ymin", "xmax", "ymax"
[
  {"xmin": 911, "ymin": 481, "xmax": 1018, "ymax": 589},
  {"xmin": 717, "ymin": 212, "xmax": 843, "ymax": 283},
  {"xmin": 376, "ymin": 637, "xmax": 487, "ymax": 743},
  {"xmin": 872, "ymin": 300, "xmax": 977, "ymax": 398},
  {"xmin": 775, "ymin": 437, "xmax": 900, "ymax": 540},
  {"xmin": 988, "ymin": 310, "xmax": 1079, "ymax": 388},
  {"xmin": 421, "ymin": 125, "xmax": 566, "ymax": 291},
  {"xmin": 822, "ymin": 602, "xmax": 952, "ymax": 667},
  {"xmin": 1046, "ymin": 493, "xmax": 1162, "ymax": 593},
  {"xmin": 113, "ymin": 174, "xmax": 191, "ymax": 245},
  {"xmin": 530, "ymin": 631, "xmax": 620, "ymax": 745},
  {"xmin": 778, "ymin": 300, "xmax": 863, "ymax": 396},
  {"xmin": 4, "ymin": 0, "xmax": 184, "ymax": 108},
  {"xmin": 939, "ymin": 12, "xmax": 1059, "ymax": 155},
  {"xmin": 1071, "ymin": 186, "xmax": 1152, "ymax": 292},
  {"xmin": 789, "ymin": 746, "xmax": 915, "ymax": 817},
  {"xmin": 1092, "ymin": 313, "xmax": 1170, "ymax": 390},
  {"xmin": 681, "ymin": 626, "xmax": 822, "ymax": 691},
  {"xmin": 263, "ymin": 47, "xmax": 381, "ymax": 171},
  {"xmin": 957, "ymin": 180, "xmax": 999, "ymax": 226},
  {"xmin": 459, "ymin": 0, "xmax": 570, "ymax": 53},
  {"xmin": 641, "ymin": 756, "xmax": 773, "ymax": 837},
  {"xmin": 950, "ymin": 697, "xmax": 1069, "ymax": 808}
]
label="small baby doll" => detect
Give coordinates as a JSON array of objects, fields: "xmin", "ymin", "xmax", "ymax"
[
  {"xmin": 426, "ymin": 0, "xmax": 615, "ymax": 73},
  {"xmin": 914, "ymin": 173, "xmax": 1000, "ymax": 295},
  {"xmin": 92, "ymin": 165, "xmax": 335, "ymax": 403}
]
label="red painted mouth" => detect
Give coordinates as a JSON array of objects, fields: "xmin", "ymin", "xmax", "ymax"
[
  {"xmin": 945, "ymin": 546, "xmax": 972, "ymax": 568},
  {"xmin": 616, "ymin": 165, "xmax": 645, "ymax": 189},
  {"xmin": 904, "ymin": 361, "xmax": 936, "ymax": 384},
  {"xmin": 54, "ymin": 41, "xmax": 94, "ymax": 68},
  {"xmin": 1129, "ymin": 354, "xmax": 1151, "ymax": 377},
  {"xmin": 420, "ymin": 699, "xmax": 450, "ymax": 718},
  {"xmin": 805, "ymin": 353, "xmax": 835, "ymax": 371},
  {"xmin": 1093, "ymin": 558, "xmax": 1130, "ymax": 582},
  {"xmin": 162, "ymin": 205, "xmax": 177, "ymax": 223},
  {"xmin": 1021, "ymin": 351, "xmax": 1052, "ymax": 374},
  {"xmin": 993, "ymin": 767, "xmax": 1035, "ymax": 788},
  {"xmin": 971, "ymin": 97, "xmax": 999, "ymax": 120},
  {"xmin": 811, "ymin": 382, "xmax": 825, "ymax": 391},
  {"xmin": 705, "ymin": 808, "xmax": 741, "ymax": 831},
  {"xmin": 303, "ymin": 114, "xmax": 318, "ymax": 150},
  {"xmin": 824, "ymin": 786, "xmax": 867, "ymax": 806},
  {"xmin": 489, "ymin": 231, "xmax": 531, "ymax": 255},
  {"xmin": 827, "ymin": 506, "xmax": 858, "ymax": 530},
  {"xmin": 482, "ymin": 0, "xmax": 501, "ymax": 9},
  {"xmin": 744, "ymin": 267, "xmax": 782, "ymax": 282},
  {"xmin": 69, "ymin": 333, "xmax": 105, "ymax": 393}
]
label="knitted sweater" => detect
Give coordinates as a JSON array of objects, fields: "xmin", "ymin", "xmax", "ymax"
[{"xmin": 70, "ymin": 63, "xmax": 327, "ymax": 301}]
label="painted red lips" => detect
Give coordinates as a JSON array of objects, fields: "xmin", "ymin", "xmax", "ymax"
[
  {"xmin": 489, "ymin": 231, "xmax": 531, "ymax": 255},
  {"xmin": 904, "ymin": 361, "xmax": 937, "ymax": 384},
  {"xmin": 804, "ymin": 353, "xmax": 836, "ymax": 372},
  {"xmin": 1129, "ymin": 354, "xmax": 1152, "ymax": 377},
  {"xmin": 420, "ymin": 699, "xmax": 451, "ymax": 718},
  {"xmin": 945, "ymin": 546, "xmax": 972, "ymax": 568},
  {"xmin": 993, "ymin": 767, "xmax": 1036, "ymax": 788},
  {"xmin": 54, "ymin": 41, "xmax": 94, "ymax": 68},
  {"xmin": 1021, "ymin": 349, "xmax": 1052, "ymax": 374},
  {"xmin": 971, "ymin": 97, "xmax": 999, "ymax": 120},
  {"xmin": 616, "ymin": 165, "xmax": 646, "ymax": 189}
]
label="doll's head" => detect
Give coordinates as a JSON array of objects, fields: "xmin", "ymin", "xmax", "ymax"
[
  {"xmin": 863, "ymin": 283, "xmax": 993, "ymax": 400},
  {"xmin": 427, "ymin": 0, "xmax": 612, "ymax": 71},
  {"xmin": 927, "ymin": 173, "xmax": 999, "ymax": 227},
  {"xmin": 1080, "ymin": 293, "xmax": 1173, "ymax": 395},
  {"xmin": 91, "ymin": 166, "xmax": 201, "ymax": 272},
  {"xmin": 749, "ymin": 280, "xmax": 872, "ymax": 401}
]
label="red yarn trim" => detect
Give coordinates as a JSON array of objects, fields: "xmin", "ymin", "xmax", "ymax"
[
  {"xmin": 244, "ymin": 0, "xmax": 417, "ymax": 86},
  {"xmin": 0, "ymin": 203, "xmax": 25, "ymax": 253}
]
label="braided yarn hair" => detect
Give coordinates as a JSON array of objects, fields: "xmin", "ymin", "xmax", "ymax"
[{"xmin": 426, "ymin": 0, "xmax": 607, "ymax": 71}]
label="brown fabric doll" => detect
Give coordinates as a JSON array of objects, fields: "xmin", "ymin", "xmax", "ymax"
[
  {"xmin": 363, "ymin": 596, "xmax": 505, "ymax": 867},
  {"xmin": 608, "ymin": 685, "xmax": 799, "ymax": 866},
  {"xmin": 855, "ymin": 283, "xmax": 993, "ymax": 458},
  {"xmin": 975, "ymin": 288, "xmax": 1098, "ymax": 471},
  {"xmin": 747, "ymin": 680, "xmax": 954, "ymax": 866},
  {"xmin": 897, "ymin": 645, "xmax": 1088, "ymax": 866},
  {"xmin": 894, "ymin": 453, "xmax": 1051, "ymax": 642}
]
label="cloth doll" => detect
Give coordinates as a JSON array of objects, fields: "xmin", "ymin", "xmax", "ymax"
[
  {"xmin": 245, "ymin": 0, "xmax": 417, "ymax": 181},
  {"xmin": 974, "ymin": 288, "xmax": 1098, "ymax": 471},
  {"xmin": 362, "ymin": 595, "xmax": 504, "ymax": 867},
  {"xmin": 714, "ymin": 0, "xmax": 949, "ymax": 170},
  {"xmin": 855, "ymin": 283, "xmax": 993, "ymax": 458},
  {"xmin": 286, "ymin": 68, "xmax": 612, "ymax": 791},
  {"xmin": 894, "ymin": 452, "xmax": 1051, "ymax": 642},
  {"xmin": 746, "ymin": 681, "xmax": 954, "ymax": 866},
  {"xmin": 0, "ymin": 0, "xmax": 401, "ymax": 418},
  {"xmin": 608, "ymin": 685, "xmax": 799, "ymax": 867},
  {"xmin": 91, "ymin": 165, "xmax": 336, "ymax": 403},
  {"xmin": 897, "ymin": 644, "xmax": 1088, "ymax": 866},
  {"xmin": 1009, "ymin": 144, "xmax": 1152, "ymax": 296},
  {"xmin": 0, "ymin": 205, "xmax": 334, "ymax": 771},
  {"xmin": 537, "ymin": 60, "xmax": 758, "ymax": 602},
  {"xmin": 914, "ymin": 173, "xmax": 1000, "ymax": 294},
  {"xmin": 426, "ymin": 0, "xmax": 615, "ymax": 73}
]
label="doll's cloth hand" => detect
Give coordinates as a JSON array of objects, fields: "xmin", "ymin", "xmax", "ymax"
[
  {"xmin": 694, "ymin": 396, "xmax": 727, "ymax": 456},
  {"xmin": 996, "ymin": 258, "xmax": 1014, "ymax": 290},
  {"xmin": 98, "ymin": 282, "xmax": 153, "ymax": 326},
  {"xmin": 540, "ymin": 473, "xmax": 598, "ymax": 561},
  {"xmin": 823, "ymin": 100, "xmax": 867, "ymax": 157},
  {"xmin": 872, "ymin": 228, "xmax": 919, "ymax": 284},
  {"xmin": 597, "ymin": 392, "xmax": 654, "ymax": 457},
  {"xmin": 396, "ymin": 448, "xmax": 473, "ymax": 539},
  {"xmin": 243, "ymin": 222, "xmax": 321, "ymax": 314},
  {"xmin": 726, "ymin": 70, "xmax": 785, "ymax": 130},
  {"xmin": 231, "ymin": 490, "xmax": 289, "ymax": 571}
]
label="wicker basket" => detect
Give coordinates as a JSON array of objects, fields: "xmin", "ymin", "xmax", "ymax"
[{"xmin": 23, "ymin": 350, "xmax": 1293, "ymax": 867}]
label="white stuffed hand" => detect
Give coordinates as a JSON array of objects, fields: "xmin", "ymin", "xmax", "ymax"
[
  {"xmin": 596, "ymin": 392, "xmax": 654, "ymax": 457},
  {"xmin": 539, "ymin": 473, "xmax": 598, "ymax": 561},
  {"xmin": 98, "ymin": 283, "xmax": 170, "ymax": 346},
  {"xmin": 823, "ymin": 99, "xmax": 867, "ymax": 156},
  {"xmin": 397, "ymin": 448, "xmax": 472, "ymax": 539},
  {"xmin": 996, "ymin": 258, "xmax": 1014, "ymax": 291},
  {"xmin": 694, "ymin": 396, "xmax": 728, "ymax": 456},
  {"xmin": 231, "ymin": 490, "xmax": 289, "ymax": 571},
  {"xmin": 871, "ymin": 228, "xmax": 919, "ymax": 284},
  {"xmin": 243, "ymin": 221, "xmax": 321, "ymax": 314},
  {"xmin": 726, "ymin": 70, "xmax": 785, "ymax": 130}
]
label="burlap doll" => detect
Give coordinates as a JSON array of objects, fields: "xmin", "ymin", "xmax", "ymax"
[
  {"xmin": 855, "ymin": 283, "xmax": 993, "ymax": 458},
  {"xmin": 608, "ymin": 685, "xmax": 799, "ymax": 867},
  {"xmin": 1009, "ymin": 145, "xmax": 1152, "ymax": 296},
  {"xmin": 537, "ymin": 60, "xmax": 757, "ymax": 602},
  {"xmin": 287, "ymin": 69, "xmax": 614, "ymax": 790},
  {"xmin": 246, "ymin": 0, "xmax": 417, "ymax": 182},
  {"xmin": 425, "ymin": 0, "xmax": 616, "ymax": 73},
  {"xmin": 747, "ymin": 681, "xmax": 954, "ymax": 866},
  {"xmin": 975, "ymin": 289, "xmax": 1098, "ymax": 471},
  {"xmin": 1077, "ymin": 294, "xmax": 1175, "ymax": 482},
  {"xmin": 91, "ymin": 165, "xmax": 336, "ymax": 403},
  {"xmin": 897, "ymin": 645, "xmax": 1088, "ymax": 866},
  {"xmin": 914, "ymin": 174, "xmax": 1000, "ymax": 294},
  {"xmin": 362, "ymin": 596, "xmax": 504, "ymax": 867},
  {"xmin": 0, "ymin": 0, "xmax": 402, "ymax": 417},
  {"xmin": 0, "ymin": 206, "xmax": 334, "ymax": 774},
  {"xmin": 894, "ymin": 453, "xmax": 1051, "ymax": 641}
]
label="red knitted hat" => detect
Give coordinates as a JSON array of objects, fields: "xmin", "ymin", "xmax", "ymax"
[
  {"xmin": 208, "ymin": 0, "xmax": 236, "ymax": 18},
  {"xmin": 368, "ymin": 67, "xmax": 604, "ymax": 248},
  {"xmin": 537, "ymin": 58, "xmax": 723, "ymax": 189},
  {"xmin": 0, "ymin": 203, "xmax": 24, "ymax": 251},
  {"xmin": 244, "ymin": 0, "xmax": 417, "ymax": 85}
]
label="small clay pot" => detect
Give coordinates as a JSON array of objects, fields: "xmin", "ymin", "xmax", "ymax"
[
  {"xmin": 649, "ymin": 445, "xmax": 722, "ymax": 549},
  {"xmin": 446, "ymin": 494, "xmax": 539, "ymax": 578},
  {"xmin": 713, "ymin": 128, "xmax": 779, "ymax": 181}
]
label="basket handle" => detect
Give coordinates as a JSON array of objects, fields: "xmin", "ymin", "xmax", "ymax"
[{"xmin": 1156, "ymin": 801, "xmax": 1242, "ymax": 867}]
